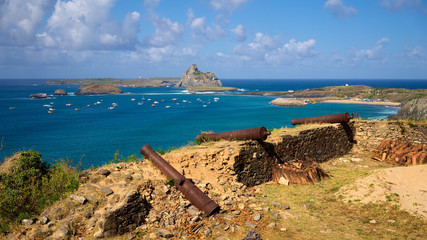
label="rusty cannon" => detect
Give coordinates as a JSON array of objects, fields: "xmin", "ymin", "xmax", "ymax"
[
  {"xmin": 291, "ymin": 112, "xmax": 354, "ymax": 125},
  {"xmin": 140, "ymin": 144, "xmax": 220, "ymax": 216},
  {"xmin": 196, "ymin": 126, "xmax": 271, "ymax": 142}
]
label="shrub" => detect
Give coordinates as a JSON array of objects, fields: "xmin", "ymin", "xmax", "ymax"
[
  {"xmin": 0, "ymin": 151, "xmax": 79, "ymax": 231},
  {"xmin": 109, "ymin": 150, "xmax": 140, "ymax": 164}
]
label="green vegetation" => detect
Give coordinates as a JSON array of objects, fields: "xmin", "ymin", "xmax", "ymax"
[
  {"xmin": 108, "ymin": 150, "xmax": 140, "ymax": 164},
  {"xmin": 192, "ymin": 71, "xmax": 206, "ymax": 76},
  {"xmin": 253, "ymin": 85, "xmax": 427, "ymax": 103},
  {"xmin": 0, "ymin": 150, "xmax": 79, "ymax": 231}
]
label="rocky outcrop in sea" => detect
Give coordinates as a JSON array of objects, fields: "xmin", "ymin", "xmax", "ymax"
[
  {"xmin": 269, "ymin": 98, "xmax": 306, "ymax": 107},
  {"xmin": 53, "ymin": 89, "xmax": 68, "ymax": 96},
  {"xmin": 74, "ymin": 84, "xmax": 123, "ymax": 95},
  {"xmin": 175, "ymin": 64, "xmax": 222, "ymax": 88},
  {"xmin": 29, "ymin": 93, "xmax": 48, "ymax": 99}
]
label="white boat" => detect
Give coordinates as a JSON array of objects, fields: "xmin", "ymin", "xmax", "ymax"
[
  {"xmin": 153, "ymin": 101, "xmax": 159, "ymax": 104},
  {"xmin": 9, "ymin": 107, "xmax": 16, "ymax": 110},
  {"xmin": 137, "ymin": 102, "xmax": 144, "ymax": 105},
  {"xmin": 112, "ymin": 103, "xmax": 118, "ymax": 107},
  {"xmin": 165, "ymin": 105, "xmax": 171, "ymax": 108},
  {"xmin": 43, "ymin": 104, "xmax": 52, "ymax": 107},
  {"xmin": 66, "ymin": 103, "xmax": 72, "ymax": 106},
  {"xmin": 108, "ymin": 106, "xmax": 115, "ymax": 110},
  {"xmin": 203, "ymin": 105, "xmax": 207, "ymax": 108}
]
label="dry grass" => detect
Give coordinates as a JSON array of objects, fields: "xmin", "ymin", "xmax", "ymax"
[{"xmin": 247, "ymin": 156, "xmax": 427, "ymax": 240}]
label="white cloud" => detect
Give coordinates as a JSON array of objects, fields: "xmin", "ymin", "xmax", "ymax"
[
  {"xmin": 209, "ymin": 0, "xmax": 251, "ymax": 13},
  {"xmin": 353, "ymin": 38, "xmax": 390, "ymax": 61},
  {"xmin": 188, "ymin": 9, "xmax": 226, "ymax": 42},
  {"xmin": 231, "ymin": 24, "xmax": 246, "ymax": 42},
  {"xmin": 380, "ymin": 0, "xmax": 424, "ymax": 10},
  {"xmin": 144, "ymin": 13, "xmax": 184, "ymax": 47},
  {"xmin": 144, "ymin": 0, "xmax": 161, "ymax": 8},
  {"xmin": 403, "ymin": 45, "xmax": 423, "ymax": 59},
  {"xmin": 233, "ymin": 32, "xmax": 280, "ymax": 61},
  {"xmin": 122, "ymin": 45, "xmax": 198, "ymax": 63},
  {"xmin": 265, "ymin": 39, "xmax": 318, "ymax": 64},
  {"xmin": 0, "ymin": 0, "xmax": 54, "ymax": 46},
  {"xmin": 324, "ymin": 0, "xmax": 357, "ymax": 19},
  {"xmin": 38, "ymin": 0, "xmax": 140, "ymax": 50}
]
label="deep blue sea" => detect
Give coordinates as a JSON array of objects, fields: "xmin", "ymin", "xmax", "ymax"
[{"xmin": 1, "ymin": 79, "xmax": 425, "ymax": 169}]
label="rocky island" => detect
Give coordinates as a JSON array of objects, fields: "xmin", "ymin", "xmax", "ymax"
[
  {"xmin": 176, "ymin": 64, "xmax": 237, "ymax": 92},
  {"xmin": 269, "ymin": 98, "xmax": 306, "ymax": 107},
  {"xmin": 74, "ymin": 83, "xmax": 123, "ymax": 95},
  {"xmin": 29, "ymin": 93, "xmax": 49, "ymax": 99},
  {"xmin": 176, "ymin": 64, "xmax": 222, "ymax": 88},
  {"xmin": 53, "ymin": 89, "xmax": 67, "ymax": 96}
]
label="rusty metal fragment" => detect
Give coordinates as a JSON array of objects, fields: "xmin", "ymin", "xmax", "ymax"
[
  {"xmin": 291, "ymin": 112, "xmax": 353, "ymax": 125},
  {"xmin": 140, "ymin": 144, "xmax": 220, "ymax": 216},
  {"xmin": 196, "ymin": 126, "xmax": 271, "ymax": 142}
]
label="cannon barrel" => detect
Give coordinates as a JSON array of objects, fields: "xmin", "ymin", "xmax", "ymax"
[
  {"xmin": 140, "ymin": 144, "xmax": 220, "ymax": 216},
  {"xmin": 291, "ymin": 112, "xmax": 353, "ymax": 125},
  {"xmin": 196, "ymin": 126, "xmax": 271, "ymax": 142}
]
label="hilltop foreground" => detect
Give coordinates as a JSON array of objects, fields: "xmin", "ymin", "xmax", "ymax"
[{"xmin": 1, "ymin": 120, "xmax": 426, "ymax": 239}]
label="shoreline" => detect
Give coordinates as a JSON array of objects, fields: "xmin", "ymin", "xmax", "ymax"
[{"xmin": 320, "ymin": 99, "xmax": 401, "ymax": 107}]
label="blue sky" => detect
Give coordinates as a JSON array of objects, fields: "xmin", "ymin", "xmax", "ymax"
[{"xmin": 0, "ymin": 0, "xmax": 426, "ymax": 79}]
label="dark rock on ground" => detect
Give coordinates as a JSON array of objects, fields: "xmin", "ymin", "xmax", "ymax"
[{"xmin": 242, "ymin": 229, "xmax": 263, "ymax": 240}]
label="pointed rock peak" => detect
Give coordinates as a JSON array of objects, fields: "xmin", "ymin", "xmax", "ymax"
[{"xmin": 175, "ymin": 64, "xmax": 222, "ymax": 88}]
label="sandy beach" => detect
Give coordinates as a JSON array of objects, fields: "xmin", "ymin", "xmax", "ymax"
[{"xmin": 321, "ymin": 99, "xmax": 401, "ymax": 106}]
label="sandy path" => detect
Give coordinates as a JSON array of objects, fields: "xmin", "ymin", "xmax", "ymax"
[{"xmin": 338, "ymin": 165, "xmax": 427, "ymax": 218}]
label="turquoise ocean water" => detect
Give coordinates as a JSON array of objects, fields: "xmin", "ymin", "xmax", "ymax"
[{"xmin": 1, "ymin": 79, "xmax": 425, "ymax": 168}]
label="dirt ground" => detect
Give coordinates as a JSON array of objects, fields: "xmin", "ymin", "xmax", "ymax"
[{"xmin": 338, "ymin": 164, "xmax": 427, "ymax": 218}]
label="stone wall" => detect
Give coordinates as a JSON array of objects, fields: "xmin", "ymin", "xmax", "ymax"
[
  {"xmin": 354, "ymin": 121, "xmax": 427, "ymax": 151},
  {"xmin": 233, "ymin": 123, "xmax": 355, "ymax": 187}
]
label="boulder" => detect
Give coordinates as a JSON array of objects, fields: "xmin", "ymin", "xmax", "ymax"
[
  {"xmin": 175, "ymin": 64, "xmax": 222, "ymax": 88},
  {"xmin": 269, "ymin": 98, "xmax": 306, "ymax": 107},
  {"xmin": 53, "ymin": 89, "xmax": 67, "ymax": 96},
  {"xmin": 29, "ymin": 93, "xmax": 48, "ymax": 99},
  {"xmin": 74, "ymin": 84, "xmax": 123, "ymax": 95}
]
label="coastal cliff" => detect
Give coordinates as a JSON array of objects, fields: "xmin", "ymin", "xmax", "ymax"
[
  {"xmin": 175, "ymin": 64, "xmax": 222, "ymax": 88},
  {"xmin": 74, "ymin": 83, "xmax": 123, "ymax": 95},
  {"xmin": 389, "ymin": 98, "xmax": 427, "ymax": 121}
]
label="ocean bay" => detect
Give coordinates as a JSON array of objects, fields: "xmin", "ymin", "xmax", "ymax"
[{"xmin": 0, "ymin": 79, "xmax": 410, "ymax": 168}]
